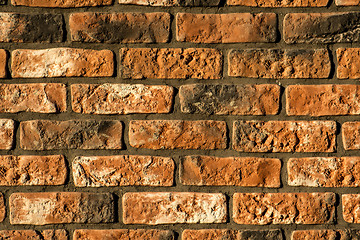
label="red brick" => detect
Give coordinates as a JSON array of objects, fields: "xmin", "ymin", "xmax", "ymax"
[
  {"xmin": 12, "ymin": 48, "xmax": 114, "ymax": 78},
  {"xmin": 286, "ymin": 85, "xmax": 360, "ymax": 116},
  {"xmin": 129, "ymin": 120, "xmax": 227, "ymax": 150},
  {"xmin": 343, "ymin": 194, "xmax": 360, "ymax": 223},
  {"xmin": 233, "ymin": 193, "xmax": 335, "ymax": 225},
  {"xmin": 182, "ymin": 229, "xmax": 283, "ymax": 240},
  {"xmin": 73, "ymin": 155, "xmax": 174, "ymax": 187},
  {"xmin": 119, "ymin": 48, "xmax": 222, "ymax": 79},
  {"xmin": 228, "ymin": 49, "xmax": 331, "ymax": 79},
  {"xmin": 71, "ymin": 84, "xmax": 174, "ymax": 114},
  {"xmin": 10, "ymin": 192, "xmax": 114, "ymax": 225},
  {"xmin": 74, "ymin": 229, "xmax": 174, "ymax": 240},
  {"xmin": 342, "ymin": 122, "xmax": 360, "ymax": 150},
  {"xmin": 11, "ymin": 0, "xmax": 112, "ymax": 7},
  {"xmin": 20, "ymin": 120, "xmax": 122, "ymax": 150},
  {"xmin": 337, "ymin": 48, "xmax": 360, "ymax": 79},
  {"xmin": 336, "ymin": 0, "xmax": 360, "ymax": 5},
  {"xmin": 180, "ymin": 156, "xmax": 281, "ymax": 187},
  {"xmin": 228, "ymin": 0, "xmax": 329, "ymax": 6},
  {"xmin": 0, "ymin": 230, "xmax": 67, "ymax": 240},
  {"xmin": 0, "ymin": 83, "xmax": 66, "ymax": 113},
  {"xmin": 233, "ymin": 121, "xmax": 336, "ymax": 152},
  {"xmin": 0, "ymin": 119, "xmax": 15, "ymax": 150},
  {"xmin": 0, "ymin": 49, "xmax": 6, "ymax": 78},
  {"xmin": 123, "ymin": 192, "xmax": 227, "ymax": 224},
  {"xmin": 176, "ymin": 13, "xmax": 277, "ymax": 43},
  {"xmin": 291, "ymin": 230, "xmax": 339, "ymax": 240}
]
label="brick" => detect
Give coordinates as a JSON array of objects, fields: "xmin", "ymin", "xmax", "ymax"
[
  {"xmin": 286, "ymin": 85, "xmax": 360, "ymax": 116},
  {"xmin": 123, "ymin": 192, "xmax": 227, "ymax": 224},
  {"xmin": 11, "ymin": 0, "xmax": 112, "ymax": 7},
  {"xmin": 71, "ymin": 84, "xmax": 174, "ymax": 114},
  {"xmin": 12, "ymin": 48, "xmax": 114, "ymax": 78},
  {"xmin": 179, "ymin": 84, "xmax": 280, "ymax": 115},
  {"xmin": 74, "ymin": 229, "xmax": 174, "ymax": 240},
  {"xmin": 288, "ymin": 157, "xmax": 360, "ymax": 187},
  {"xmin": 0, "ymin": 83, "xmax": 66, "ymax": 113},
  {"xmin": 337, "ymin": 48, "xmax": 360, "ymax": 79},
  {"xmin": 0, "ymin": 13, "xmax": 63, "ymax": 43},
  {"xmin": 70, "ymin": 12, "xmax": 170, "ymax": 43},
  {"xmin": 0, "ymin": 119, "xmax": 15, "ymax": 150},
  {"xmin": 180, "ymin": 156, "xmax": 281, "ymax": 187},
  {"xmin": 342, "ymin": 122, "xmax": 360, "ymax": 150},
  {"xmin": 0, "ymin": 230, "xmax": 67, "ymax": 240},
  {"xmin": 73, "ymin": 155, "xmax": 174, "ymax": 187},
  {"xmin": 20, "ymin": 120, "xmax": 122, "ymax": 150},
  {"xmin": 119, "ymin": 0, "xmax": 220, "ymax": 6},
  {"xmin": 343, "ymin": 194, "xmax": 360, "ymax": 223},
  {"xmin": 10, "ymin": 192, "xmax": 114, "ymax": 225},
  {"xmin": 176, "ymin": 13, "xmax": 277, "ymax": 43},
  {"xmin": 119, "ymin": 48, "xmax": 222, "ymax": 79},
  {"xmin": 228, "ymin": 49, "xmax": 331, "ymax": 79},
  {"xmin": 336, "ymin": 0, "xmax": 360, "ymax": 5},
  {"xmin": 228, "ymin": 0, "xmax": 329, "ymax": 6},
  {"xmin": 233, "ymin": 121, "xmax": 336, "ymax": 152},
  {"xmin": 0, "ymin": 194, "xmax": 5, "ymax": 222},
  {"xmin": 0, "ymin": 49, "xmax": 6, "ymax": 78},
  {"xmin": 291, "ymin": 230, "xmax": 342, "ymax": 240},
  {"xmin": 233, "ymin": 193, "xmax": 335, "ymax": 225},
  {"xmin": 0, "ymin": 155, "xmax": 66, "ymax": 186},
  {"xmin": 182, "ymin": 229, "xmax": 283, "ymax": 240},
  {"xmin": 129, "ymin": 120, "xmax": 227, "ymax": 150}
]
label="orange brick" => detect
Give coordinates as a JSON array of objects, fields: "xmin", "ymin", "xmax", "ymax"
[
  {"xmin": 182, "ymin": 229, "xmax": 283, "ymax": 240},
  {"xmin": 11, "ymin": 0, "xmax": 112, "ymax": 7},
  {"xmin": 74, "ymin": 229, "xmax": 174, "ymax": 240},
  {"xmin": 0, "ymin": 230, "xmax": 67, "ymax": 240},
  {"xmin": 228, "ymin": 0, "xmax": 329, "ymax": 6}
]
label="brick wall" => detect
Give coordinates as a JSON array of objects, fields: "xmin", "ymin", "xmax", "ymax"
[{"xmin": 0, "ymin": 0, "xmax": 360, "ymax": 239}]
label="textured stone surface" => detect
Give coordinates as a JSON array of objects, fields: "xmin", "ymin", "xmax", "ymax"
[
  {"xmin": 20, "ymin": 120, "xmax": 122, "ymax": 150},
  {"xmin": 0, "ymin": 155, "xmax": 66, "ymax": 186},
  {"xmin": 233, "ymin": 121, "xmax": 336, "ymax": 152},
  {"xmin": 119, "ymin": 0, "xmax": 219, "ymax": 5},
  {"xmin": 343, "ymin": 194, "xmax": 360, "ymax": 223},
  {"xmin": 0, "ymin": 194, "xmax": 5, "ymax": 223},
  {"xmin": 233, "ymin": 193, "xmax": 335, "ymax": 225},
  {"xmin": 292, "ymin": 230, "xmax": 340, "ymax": 240},
  {"xmin": 228, "ymin": 0, "xmax": 329, "ymax": 6},
  {"xmin": 0, "ymin": 83, "xmax": 66, "ymax": 113},
  {"xmin": 74, "ymin": 229, "xmax": 174, "ymax": 240},
  {"xmin": 123, "ymin": 192, "xmax": 227, "ymax": 224},
  {"xmin": 10, "ymin": 192, "xmax": 114, "ymax": 225},
  {"xmin": 70, "ymin": 12, "xmax": 170, "ymax": 43},
  {"xmin": 0, "ymin": 119, "xmax": 15, "ymax": 150},
  {"xmin": 228, "ymin": 49, "xmax": 331, "ymax": 79},
  {"xmin": 73, "ymin": 155, "xmax": 174, "ymax": 187},
  {"xmin": 342, "ymin": 122, "xmax": 360, "ymax": 150},
  {"xmin": 288, "ymin": 157, "xmax": 360, "ymax": 187},
  {"xmin": 11, "ymin": 0, "xmax": 112, "ymax": 7},
  {"xmin": 0, "ymin": 49, "xmax": 6, "ymax": 78},
  {"xmin": 0, "ymin": 13, "xmax": 63, "ymax": 43},
  {"xmin": 337, "ymin": 48, "xmax": 360, "ymax": 79},
  {"xmin": 0, "ymin": 230, "xmax": 67, "ymax": 240},
  {"xmin": 12, "ymin": 48, "xmax": 114, "ymax": 78},
  {"xmin": 336, "ymin": 0, "xmax": 360, "ymax": 5},
  {"xmin": 129, "ymin": 120, "xmax": 227, "ymax": 150},
  {"xmin": 179, "ymin": 84, "xmax": 280, "ymax": 115},
  {"xmin": 71, "ymin": 84, "xmax": 173, "ymax": 114},
  {"xmin": 183, "ymin": 229, "xmax": 283, "ymax": 240},
  {"xmin": 176, "ymin": 13, "xmax": 277, "ymax": 43},
  {"xmin": 119, "ymin": 48, "xmax": 222, "ymax": 79},
  {"xmin": 180, "ymin": 156, "xmax": 281, "ymax": 187}
]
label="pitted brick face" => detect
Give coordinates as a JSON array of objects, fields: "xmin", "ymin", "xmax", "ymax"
[
  {"xmin": 11, "ymin": 0, "xmax": 113, "ymax": 7},
  {"xmin": 228, "ymin": 0, "xmax": 329, "ymax": 6},
  {"xmin": 74, "ymin": 229, "xmax": 174, "ymax": 240}
]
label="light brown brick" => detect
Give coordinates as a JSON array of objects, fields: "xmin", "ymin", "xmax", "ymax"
[
  {"xmin": 337, "ymin": 48, "xmax": 360, "ymax": 79},
  {"xmin": 0, "ymin": 119, "xmax": 15, "ymax": 150},
  {"xmin": 0, "ymin": 50, "xmax": 6, "ymax": 78},
  {"xmin": 336, "ymin": 0, "xmax": 360, "ymax": 5},
  {"xmin": 129, "ymin": 120, "xmax": 227, "ymax": 150},
  {"xmin": 0, "ymin": 230, "xmax": 67, "ymax": 240},
  {"xmin": 342, "ymin": 122, "xmax": 360, "ymax": 150},
  {"xmin": 233, "ymin": 193, "xmax": 335, "ymax": 225},
  {"xmin": 119, "ymin": 0, "xmax": 220, "ymax": 6},
  {"xmin": 71, "ymin": 84, "xmax": 174, "ymax": 114},
  {"xmin": 291, "ymin": 230, "xmax": 339, "ymax": 240},
  {"xmin": 228, "ymin": 0, "xmax": 329, "ymax": 6},
  {"xmin": 0, "ymin": 194, "xmax": 5, "ymax": 223},
  {"xmin": 182, "ymin": 229, "xmax": 283, "ymax": 240},
  {"xmin": 343, "ymin": 194, "xmax": 360, "ymax": 223},
  {"xmin": 11, "ymin": 0, "xmax": 112, "ymax": 7},
  {"xmin": 74, "ymin": 229, "xmax": 174, "ymax": 240},
  {"xmin": 123, "ymin": 192, "xmax": 227, "ymax": 224}
]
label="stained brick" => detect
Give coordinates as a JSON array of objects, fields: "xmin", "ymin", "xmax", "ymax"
[
  {"xmin": 74, "ymin": 229, "xmax": 174, "ymax": 240},
  {"xmin": 11, "ymin": 0, "xmax": 113, "ymax": 7},
  {"xmin": 342, "ymin": 122, "xmax": 360, "ymax": 150},
  {"xmin": 337, "ymin": 48, "xmax": 360, "ymax": 79},
  {"xmin": 182, "ymin": 229, "xmax": 283, "ymax": 240},
  {"xmin": 0, "ymin": 119, "xmax": 15, "ymax": 150},
  {"xmin": 0, "ymin": 49, "xmax": 6, "ymax": 78},
  {"xmin": 119, "ymin": 0, "xmax": 220, "ymax": 6},
  {"xmin": 228, "ymin": 0, "xmax": 329, "ymax": 6},
  {"xmin": 0, "ymin": 230, "xmax": 67, "ymax": 240}
]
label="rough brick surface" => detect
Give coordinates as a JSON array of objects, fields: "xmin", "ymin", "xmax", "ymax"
[
  {"xmin": 11, "ymin": 0, "xmax": 112, "ymax": 7},
  {"xmin": 73, "ymin": 155, "xmax": 174, "ymax": 187},
  {"xmin": 20, "ymin": 120, "xmax": 122, "ymax": 150},
  {"xmin": 342, "ymin": 122, "xmax": 360, "ymax": 150},
  {"xmin": 233, "ymin": 121, "xmax": 336, "ymax": 152},
  {"xmin": 0, "ymin": 230, "xmax": 67, "ymax": 240},
  {"xmin": 176, "ymin": 13, "xmax": 277, "ymax": 43},
  {"xmin": 0, "ymin": 49, "xmax": 6, "ymax": 78},
  {"xmin": 343, "ymin": 194, "xmax": 360, "ymax": 223},
  {"xmin": 0, "ymin": 194, "xmax": 5, "ymax": 223},
  {"xmin": 119, "ymin": 48, "xmax": 222, "ymax": 79},
  {"xmin": 10, "ymin": 192, "xmax": 114, "ymax": 225},
  {"xmin": 119, "ymin": 0, "xmax": 220, "ymax": 6},
  {"xmin": 123, "ymin": 192, "xmax": 227, "ymax": 224},
  {"xmin": 180, "ymin": 156, "xmax": 281, "ymax": 187},
  {"xmin": 70, "ymin": 12, "xmax": 170, "ymax": 43},
  {"xmin": 233, "ymin": 193, "xmax": 335, "ymax": 225},
  {"xmin": 228, "ymin": 49, "xmax": 331, "ymax": 79},
  {"xmin": 129, "ymin": 120, "xmax": 227, "ymax": 149},
  {"xmin": 179, "ymin": 84, "xmax": 280, "ymax": 115},
  {"xmin": 74, "ymin": 229, "xmax": 174, "ymax": 240},
  {"xmin": 291, "ymin": 230, "xmax": 354, "ymax": 240},
  {"xmin": 336, "ymin": 0, "xmax": 360, "ymax": 5},
  {"xmin": 0, "ymin": 119, "xmax": 15, "ymax": 150},
  {"xmin": 228, "ymin": 0, "xmax": 329, "ymax": 6},
  {"xmin": 182, "ymin": 229, "xmax": 283, "ymax": 240},
  {"xmin": 12, "ymin": 48, "xmax": 114, "ymax": 78},
  {"xmin": 337, "ymin": 48, "xmax": 360, "ymax": 79},
  {"xmin": 71, "ymin": 84, "xmax": 174, "ymax": 114}
]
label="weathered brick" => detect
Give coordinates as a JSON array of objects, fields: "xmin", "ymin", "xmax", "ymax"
[
  {"xmin": 123, "ymin": 192, "xmax": 227, "ymax": 224},
  {"xmin": 129, "ymin": 120, "xmax": 227, "ymax": 150},
  {"xmin": 20, "ymin": 120, "xmax": 122, "ymax": 150},
  {"xmin": 10, "ymin": 192, "xmax": 114, "ymax": 225},
  {"xmin": 0, "ymin": 83, "xmax": 66, "ymax": 113},
  {"xmin": 74, "ymin": 229, "xmax": 174, "ymax": 240},
  {"xmin": 119, "ymin": 48, "xmax": 222, "ymax": 79},
  {"xmin": 0, "ymin": 194, "xmax": 5, "ymax": 222},
  {"xmin": 0, "ymin": 119, "xmax": 15, "ymax": 150},
  {"xmin": 180, "ymin": 156, "xmax": 281, "ymax": 187},
  {"xmin": 12, "ymin": 48, "xmax": 114, "ymax": 78},
  {"xmin": 182, "ymin": 229, "xmax": 283, "ymax": 240},
  {"xmin": 233, "ymin": 121, "xmax": 336, "ymax": 152},
  {"xmin": 343, "ymin": 194, "xmax": 360, "ymax": 223},
  {"xmin": 73, "ymin": 155, "xmax": 174, "ymax": 187},
  {"xmin": 176, "ymin": 13, "xmax": 277, "ymax": 43},
  {"xmin": 0, "ymin": 13, "xmax": 63, "ymax": 43},
  {"xmin": 0, "ymin": 155, "xmax": 66, "ymax": 186},
  {"xmin": 71, "ymin": 84, "xmax": 174, "ymax": 114},
  {"xmin": 11, "ymin": 0, "xmax": 112, "ymax": 7},
  {"xmin": 0, "ymin": 230, "xmax": 67, "ymax": 240},
  {"xmin": 70, "ymin": 12, "xmax": 170, "ymax": 43},
  {"xmin": 179, "ymin": 84, "xmax": 280, "ymax": 115},
  {"xmin": 342, "ymin": 122, "xmax": 360, "ymax": 150},
  {"xmin": 0, "ymin": 49, "xmax": 6, "ymax": 78},
  {"xmin": 337, "ymin": 48, "xmax": 360, "ymax": 79},
  {"xmin": 228, "ymin": 0, "xmax": 329, "ymax": 6},
  {"xmin": 228, "ymin": 49, "xmax": 331, "ymax": 79},
  {"xmin": 286, "ymin": 85, "xmax": 360, "ymax": 116},
  {"xmin": 233, "ymin": 193, "xmax": 335, "ymax": 225},
  {"xmin": 336, "ymin": 0, "xmax": 360, "ymax": 5},
  {"xmin": 288, "ymin": 157, "xmax": 360, "ymax": 187},
  {"xmin": 291, "ymin": 230, "xmax": 349, "ymax": 240},
  {"xmin": 119, "ymin": 0, "xmax": 220, "ymax": 6}
]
